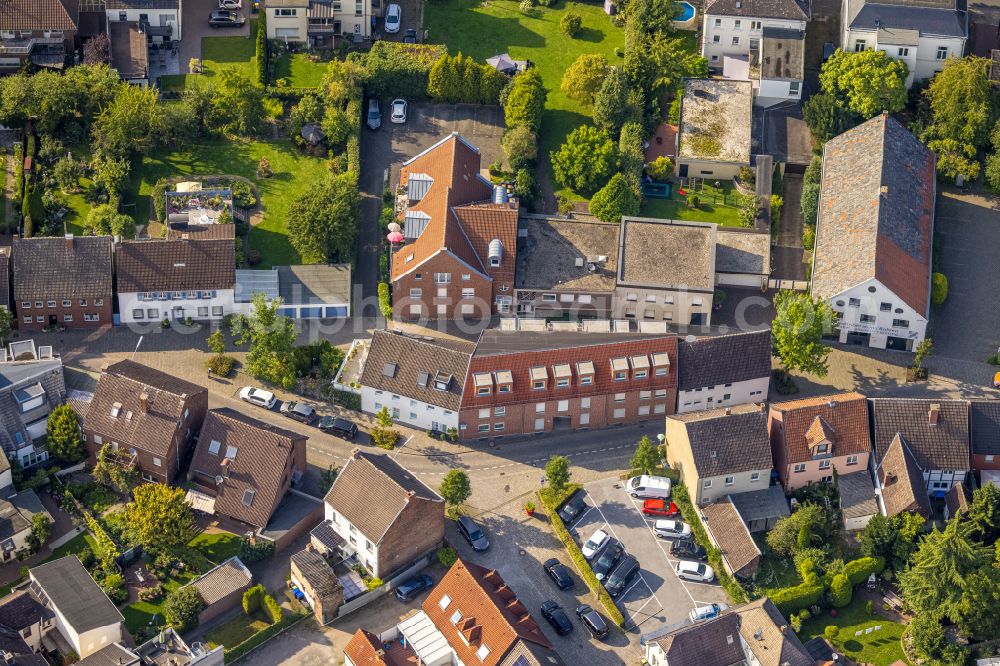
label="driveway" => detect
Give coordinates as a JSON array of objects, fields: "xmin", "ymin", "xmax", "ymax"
[
  {"xmin": 773, "ymin": 173, "xmax": 808, "ymax": 281},
  {"xmin": 179, "ymin": 0, "xmax": 252, "ymax": 74},
  {"xmin": 376, "ymin": 0, "xmax": 423, "ymax": 41},
  {"xmin": 572, "ymin": 477, "xmax": 730, "ymax": 637},
  {"xmin": 357, "ymin": 102, "xmax": 505, "ymax": 306}
]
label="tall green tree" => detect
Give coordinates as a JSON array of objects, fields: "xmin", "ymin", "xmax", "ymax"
[
  {"xmin": 210, "ymin": 67, "xmax": 266, "ymax": 136},
  {"xmin": 439, "ymin": 470, "xmax": 472, "ymax": 506},
  {"xmin": 771, "ymin": 291, "xmax": 835, "ymax": 377},
  {"xmin": 428, "ymin": 54, "xmax": 462, "ymax": 103},
  {"xmin": 925, "ymin": 56, "xmax": 993, "ymax": 151},
  {"xmin": 0, "ymin": 308, "xmax": 12, "ymax": 348},
  {"xmin": 286, "ymin": 172, "xmax": 360, "ymax": 264},
  {"xmin": 955, "ymin": 565, "xmax": 1000, "ymax": 639},
  {"xmin": 966, "ymin": 482, "xmax": 1000, "ymax": 543},
  {"xmin": 502, "ymin": 70, "xmax": 547, "ymax": 130},
  {"xmin": 560, "ymin": 54, "xmax": 609, "ymax": 105},
  {"xmin": 819, "ymin": 49, "xmax": 908, "ymax": 118},
  {"xmin": 630, "ymin": 436, "xmax": 660, "ymax": 475},
  {"xmin": 803, "ymin": 92, "xmax": 859, "ymax": 143},
  {"xmin": 46, "ymin": 404, "xmax": 85, "ymax": 464},
  {"xmin": 124, "ymin": 484, "xmax": 198, "ymax": 550},
  {"xmin": 859, "ymin": 512, "xmax": 925, "ymax": 570},
  {"xmin": 83, "ymin": 203, "xmax": 135, "ymax": 238},
  {"xmin": 26, "ymin": 513, "xmax": 51, "ymax": 552},
  {"xmin": 545, "ymin": 455, "xmax": 571, "ymax": 494},
  {"xmin": 164, "ymin": 587, "xmax": 205, "ymax": 633},
  {"xmin": 589, "ymin": 172, "xmax": 640, "ymax": 222},
  {"xmin": 237, "ymin": 293, "xmax": 298, "ymax": 389},
  {"xmin": 551, "ymin": 125, "xmax": 617, "ymax": 194},
  {"xmin": 593, "ymin": 67, "xmax": 631, "ymax": 134},
  {"xmin": 92, "ymin": 83, "xmax": 162, "ymax": 158}
]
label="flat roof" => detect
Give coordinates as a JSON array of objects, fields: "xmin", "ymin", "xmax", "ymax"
[
  {"xmin": 617, "ymin": 218, "xmax": 716, "ymax": 290},
  {"xmin": 716, "ymin": 229, "xmax": 771, "ymax": 276},
  {"xmin": 679, "ymin": 78, "xmax": 753, "ymax": 164},
  {"xmin": 277, "ymin": 264, "xmax": 351, "ymax": 305},
  {"xmin": 516, "ymin": 218, "xmax": 619, "ymax": 292}
]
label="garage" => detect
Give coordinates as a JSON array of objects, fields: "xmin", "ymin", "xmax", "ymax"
[
  {"xmin": 236, "ymin": 265, "xmax": 352, "ymax": 319},
  {"xmin": 715, "ymin": 229, "xmax": 771, "ymax": 289}
]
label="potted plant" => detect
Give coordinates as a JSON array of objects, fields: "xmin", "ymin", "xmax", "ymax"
[{"xmin": 524, "ymin": 501, "xmax": 536, "ymax": 517}]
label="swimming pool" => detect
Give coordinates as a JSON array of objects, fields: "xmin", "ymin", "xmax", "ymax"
[{"xmin": 673, "ymin": 1, "xmax": 697, "ymax": 27}]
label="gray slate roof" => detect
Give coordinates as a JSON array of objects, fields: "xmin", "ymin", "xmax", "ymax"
[
  {"xmin": 729, "ymin": 485, "xmax": 790, "ymax": 524},
  {"xmin": 970, "ymin": 400, "xmax": 1000, "ymax": 456},
  {"xmin": 838, "ymin": 470, "xmax": 878, "ymax": 520},
  {"xmin": 650, "ymin": 611, "xmax": 744, "ymax": 666},
  {"xmin": 669, "ymin": 404, "xmax": 773, "ymax": 476},
  {"xmin": 716, "ymin": 229, "xmax": 771, "ymax": 276},
  {"xmin": 76, "ymin": 643, "xmax": 139, "ymax": 666},
  {"xmin": 515, "ymin": 218, "xmax": 619, "ymax": 292},
  {"xmin": 188, "ymin": 557, "xmax": 252, "ymax": 606},
  {"xmin": 323, "ymin": 450, "xmax": 441, "ymax": 544},
  {"xmin": 0, "ymin": 590, "xmax": 53, "ymax": 631},
  {"xmin": 846, "ymin": 0, "xmax": 966, "ymax": 38},
  {"xmin": 13, "ymin": 237, "xmax": 113, "ymax": 301},
  {"xmin": 677, "ymin": 330, "xmax": 771, "ymax": 391},
  {"xmin": 290, "ymin": 548, "xmax": 342, "ymax": 602},
  {"xmin": 29, "ymin": 556, "xmax": 123, "ymax": 633},
  {"xmin": 812, "ymin": 114, "xmax": 935, "ymax": 314},
  {"xmin": 871, "ymin": 398, "xmax": 970, "ymax": 470},
  {"xmin": 704, "ymin": 0, "xmax": 810, "ymax": 19},
  {"xmin": 617, "ymin": 218, "xmax": 715, "ymax": 290},
  {"xmin": 0, "ymin": 490, "xmax": 46, "ymax": 541}
]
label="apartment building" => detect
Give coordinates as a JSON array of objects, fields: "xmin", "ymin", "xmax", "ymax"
[
  {"xmin": 0, "ymin": 0, "xmax": 77, "ymax": 73},
  {"xmin": 459, "ymin": 330, "xmax": 677, "ymax": 439},
  {"xmin": 106, "ymin": 0, "xmax": 181, "ymax": 43},
  {"xmin": 676, "ymin": 330, "xmax": 771, "ymax": 413},
  {"xmin": 13, "ymin": 236, "xmax": 113, "ymax": 332},
  {"xmin": 265, "ymin": 0, "xmax": 372, "ymax": 44}
]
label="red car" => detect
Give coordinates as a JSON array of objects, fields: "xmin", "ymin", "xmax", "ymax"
[{"xmin": 642, "ymin": 499, "xmax": 679, "ymax": 517}]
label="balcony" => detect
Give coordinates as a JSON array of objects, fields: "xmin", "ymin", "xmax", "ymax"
[{"xmin": 0, "ymin": 36, "xmax": 63, "ymax": 55}]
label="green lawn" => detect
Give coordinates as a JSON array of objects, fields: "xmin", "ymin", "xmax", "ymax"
[
  {"xmin": 424, "ymin": 0, "xmax": 626, "ymax": 201},
  {"xmin": 204, "ymin": 610, "xmax": 273, "ymax": 649},
  {"xmin": 273, "ymin": 53, "xmax": 329, "ymax": 88},
  {"xmin": 160, "ymin": 21, "xmax": 258, "ymax": 91},
  {"xmin": 122, "ymin": 568, "xmax": 198, "ymax": 636},
  {"xmin": 187, "ymin": 531, "xmax": 243, "ymax": 565},
  {"xmin": 130, "ymin": 139, "xmax": 328, "ymax": 266},
  {"xmin": 753, "ymin": 534, "xmax": 802, "ymax": 592},
  {"xmin": 640, "ymin": 179, "xmax": 744, "ymax": 226},
  {"xmin": 800, "ymin": 599, "xmax": 910, "ymax": 666},
  {"xmin": 0, "ymin": 533, "xmax": 99, "ymax": 598}
]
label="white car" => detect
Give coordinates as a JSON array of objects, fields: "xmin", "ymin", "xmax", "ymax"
[
  {"xmin": 219, "ymin": 0, "xmax": 242, "ymax": 8},
  {"xmin": 239, "ymin": 386, "xmax": 276, "ymax": 409},
  {"xmin": 676, "ymin": 560, "xmax": 715, "ymax": 583},
  {"xmin": 385, "ymin": 4, "xmax": 402, "ymax": 33},
  {"xmin": 689, "ymin": 603, "xmax": 728, "ymax": 623},
  {"xmin": 654, "ymin": 519, "xmax": 691, "ymax": 539},
  {"xmin": 390, "ymin": 98, "xmax": 407, "ymax": 124},
  {"xmin": 581, "ymin": 529, "xmax": 608, "ymax": 560},
  {"xmin": 627, "ymin": 474, "xmax": 672, "ymax": 499}
]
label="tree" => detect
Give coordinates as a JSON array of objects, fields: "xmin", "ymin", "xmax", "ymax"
[
  {"xmin": 82, "ymin": 33, "xmax": 111, "ymax": 65},
  {"xmin": 125, "ymin": 484, "xmax": 198, "ymax": 550},
  {"xmin": 967, "ymin": 482, "xmax": 1000, "ymax": 544},
  {"xmin": 237, "ymin": 293, "xmax": 297, "ymax": 389},
  {"xmin": 515, "ymin": 168, "xmax": 538, "ymax": 210},
  {"xmin": 164, "ymin": 587, "xmax": 205, "ymax": 633},
  {"xmin": 646, "ymin": 156, "xmax": 673, "ymax": 181},
  {"xmin": 439, "ymin": 470, "xmax": 472, "ymax": 506},
  {"xmin": 0, "ymin": 308, "xmax": 12, "ymax": 348},
  {"xmin": 925, "ymin": 57, "xmax": 993, "ymax": 155},
  {"xmin": 255, "ymin": 13, "xmax": 268, "ymax": 85},
  {"xmin": 630, "ymin": 436, "xmax": 660, "ymax": 475},
  {"xmin": 545, "ymin": 455, "xmax": 571, "ymax": 494},
  {"xmin": 589, "ymin": 172, "xmax": 640, "ymax": 222},
  {"xmin": 287, "ymin": 173, "xmax": 360, "ymax": 264},
  {"xmin": 26, "ymin": 513, "xmax": 51, "ymax": 552},
  {"xmin": 859, "ymin": 512, "xmax": 925, "ymax": 571},
  {"xmin": 647, "ymin": 35, "xmax": 708, "ymax": 94},
  {"xmin": 83, "ymin": 203, "xmax": 135, "ymax": 238},
  {"xmin": 210, "ymin": 67, "xmax": 265, "ymax": 136},
  {"xmin": 501, "ymin": 125, "xmax": 538, "ymax": 170},
  {"xmin": 560, "ymin": 54, "xmax": 609, "ymax": 105},
  {"xmin": 53, "ymin": 157, "xmax": 84, "ymax": 193},
  {"xmin": 561, "ymin": 12, "xmax": 582, "ymax": 37},
  {"xmin": 92, "ymin": 83, "xmax": 162, "ymax": 158},
  {"xmin": 593, "ymin": 67, "xmax": 631, "ymax": 134},
  {"xmin": 899, "ymin": 520, "xmax": 991, "ymax": 622},
  {"xmin": 551, "ymin": 125, "xmax": 617, "ymax": 194},
  {"xmin": 912, "ymin": 337, "xmax": 933, "ymax": 373},
  {"xmin": 766, "ymin": 503, "xmax": 828, "ymax": 556},
  {"xmin": 92, "ymin": 444, "xmax": 138, "ymax": 494},
  {"xmin": 46, "ymin": 404, "xmax": 84, "ymax": 464},
  {"xmin": 802, "ymin": 92, "xmax": 859, "ymax": 144},
  {"xmin": 91, "ymin": 154, "xmax": 131, "ymax": 199},
  {"xmin": 207, "ymin": 329, "xmax": 226, "ymax": 356},
  {"xmin": 909, "ymin": 613, "xmax": 947, "ymax": 662},
  {"xmin": 428, "ymin": 54, "xmax": 462, "ymax": 102},
  {"xmin": 771, "ymin": 291, "xmax": 836, "ymax": 377},
  {"xmin": 955, "ymin": 565, "xmax": 1000, "ymax": 639},
  {"xmin": 818, "ymin": 49, "xmax": 908, "ymax": 118},
  {"xmin": 370, "ymin": 407, "xmax": 399, "ymax": 450},
  {"xmin": 503, "ymin": 70, "xmax": 547, "ymax": 130}
]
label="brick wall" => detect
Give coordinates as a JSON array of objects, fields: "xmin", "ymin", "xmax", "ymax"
[
  {"xmin": 376, "ymin": 496, "xmax": 444, "ymax": 579},
  {"xmin": 393, "ymin": 254, "xmax": 494, "ymax": 320},
  {"xmin": 16, "ymin": 297, "xmax": 112, "ymax": 331}
]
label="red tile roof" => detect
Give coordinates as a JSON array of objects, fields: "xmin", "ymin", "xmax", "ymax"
[
  {"xmin": 0, "ymin": 0, "xmax": 77, "ymax": 31},
  {"xmin": 422, "ymin": 559, "xmax": 551, "ymax": 666},
  {"xmin": 344, "ymin": 628, "xmax": 390, "ymax": 666},
  {"xmin": 769, "ymin": 392, "xmax": 871, "ymax": 464}
]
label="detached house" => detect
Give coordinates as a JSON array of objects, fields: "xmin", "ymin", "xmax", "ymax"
[
  {"xmin": 0, "ymin": 340, "xmax": 65, "ymax": 470},
  {"xmin": 676, "ymin": 330, "xmax": 771, "ymax": 413},
  {"xmin": 665, "ymin": 404, "xmax": 773, "ymax": 506},
  {"xmin": 84, "ymin": 360, "xmax": 207, "ymax": 484},
  {"xmin": 317, "ymin": 450, "xmax": 443, "ymax": 580},
  {"xmin": 188, "ymin": 409, "xmax": 307, "ymax": 531},
  {"xmin": 872, "ymin": 398, "xmax": 970, "ymax": 515},
  {"xmin": 841, "ymin": 0, "xmax": 966, "ymax": 86},
  {"xmin": 811, "ymin": 113, "xmax": 935, "ymax": 351},
  {"xmin": 0, "ymin": 0, "xmax": 77, "ymax": 73},
  {"xmin": 115, "ymin": 238, "xmax": 236, "ymax": 325},
  {"xmin": 768, "ymin": 392, "xmax": 872, "ymax": 489},
  {"xmin": 392, "ymin": 133, "xmax": 519, "ymax": 320},
  {"xmin": 264, "ymin": 0, "xmax": 371, "ymax": 44},
  {"xmin": 13, "ymin": 236, "xmax": 113, "ymax": 332}
]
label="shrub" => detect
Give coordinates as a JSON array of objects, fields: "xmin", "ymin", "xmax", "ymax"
[
  {"xmin": 646, "ymin": 156, "xmax": 673, "ymax": 181},
  {"xmin": 165, "ymin": 587, "xmax": 205, "ymax": 632},
  {"xmin": 364, "ymin": 42, "xmax": 446, "ymax": 99},
  {"xmin": 843, "ymin": 556, "xmax": 884, "ymax": 586},
  {"xmin": 801, "ymin": 182, "xmax": 820, "ymax": 226},
  {"xmin": 589, "ymin": 172, "xmax": 640, "ymax": 222},
  {"xmin": 687, "ymin": 194, "xmax": 699, "ymax": 209},
  {"xmin": 551, "ymin": 125, "xmax": 617, "ymax": 194},
  {"xmin": 437, "ymin": 546, "xmax": 458, "ymax": 567},
  {"xmin": 790, "ymin": 613, "xmax": 802, "ymax": 632},
  {"xmin": 240, "ymin": 539, "xmax": 275, "ymax": 564},
  {"xmin": 206, "ymin": 355, "xmax": 236, "ymax": 377},
  {"xmin": 830, "ymin": 573, "xmax": 852, "ymax": 607},
  {"xmin": 865, "ymin": 600, "xmax": 874, "ymax": 615},
  {"xmin": 802, "ymin": 225, "xmax": 815, "ymax": 251},
  {"xmin": 561, "ymin": 12, "xmax": 582, "ymax": 37},
  {"xmin": 378, "ymin": 282, "xmax": 392, "ymax": 320},
  {"xmin": 931, "ymin": 272, "xmax": 948, "ymax": 305},
  {"xmin": 243, "ymin": 584, "xmax": 265, "ymax": 614},
  {"xmin": 151, "ymin": 179, "xmax": 168, "ymax": 222},
  {"xmin": 77, "ymin": 546, "xmax": 96, "ymax": 569},
  {"xmin": 263, "ymin": 593, "xmax": 282, "ymax": 623},
  {"xmin": 138, "ymin": 584, "xmax": 165, "ymax": 602},
  {"xmin": 771, "ymin": 579, "xmax": 825, "ymax": 616},
  {"xmin": 101, "ymin": 572, "xmax": 128, "ymax": 604},
  {"xmin": 824, "ymin": 625, "xmax": 838, "ymax": 641},
  {"xmin": 502, "ymin": 125, "xmax": 538, "ymax": 170},
  {"xmin": 365, "ymin": 577, "xmax": 385, "ymax": 592}
]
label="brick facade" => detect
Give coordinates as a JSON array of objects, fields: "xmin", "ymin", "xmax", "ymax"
[
  {"xmin": 394, "ymin": 254, "xmax": 494, "ymax": 321},
  {"xmin": 16, "ymin": 298, "xmax": 112, "ymax": 332},
  {"xmin": 377, "ymin": 496, "xmax": 445, "ymax": 580}
]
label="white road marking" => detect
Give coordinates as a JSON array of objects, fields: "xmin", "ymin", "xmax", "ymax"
[{"xmin": 624, "ymin": 492, "xmax": 698, "ymax": 605}]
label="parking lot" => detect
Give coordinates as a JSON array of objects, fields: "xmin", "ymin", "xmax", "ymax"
[{"xmin": 568, "ymin": 476, "xmax": 730, "ymax": 636}]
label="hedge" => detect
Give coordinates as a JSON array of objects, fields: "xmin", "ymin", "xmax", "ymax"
[
  {"xmin": 931, "ymin": 272, "xmax": 948, "ymax": 306},
  {"xmin": 843, "ymin": 555, "xmax": 885, "ymax": 586},
  {"xmin": 242, "ymin": 584, "xmax": 265, "ymax": 614},
  {"xmin": 770, "ymin": 578, "xmax": 825, "ymax": 616},
  {"xmin": 332, "ymin": 389, "xmax": 361, "ymax": 411},
  {"xmin": 536, "ymin": 486, "xmax": 626, "ymax": 628},
  {"xmin": 223, "ymin": 611, "xmax": 308, "ymax": 663},
  {"xmin": 263, "ymin": 594, "xmax": 282, "ymax": 624},
  {"xmin": 364, "ymin": 41, "xmax": 447, "ymax": 99},
  {"xmin": 378, "ymin": 282, "xmax": 392, "ymax": 319},
  {"xmin": 830, "ymin": 573, "xmax": 851, "ymax": 608}
]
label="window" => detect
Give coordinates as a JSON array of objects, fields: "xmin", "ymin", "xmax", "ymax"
[
  {"xmin": 461, "ymin": 274, "xmax": 471, "ymax": 281},
  {"xmin": 198, "ymin": 307, "xmax": 209, "ymax": 317},
  {"xmin": 898, "ymin": 47, "xmax": 909, "ymax": 57},
  {"xmin": 84, "ymin": 313, "xmax": 99, "ymax": 322},
  {"xmin": 638, "ymin": 405, "xmax": 650, "ymax": 416},
  {"xmin": 860, "ymin": 314, "xmax": 876, "ymax": 323},
  {"xmin": 478, "ymin": 424, "xmax": 490, "ymax": 433},
  {"xmin": 635, "ymin": 369, "xmax": 647, "ymax": 379},
  {"xmin": 132, "ymin": 309, "xmax": 144, "ymax": 320},
  {"xmin": 477, "ymin": 644, "xmax": 490, "ymax": 661},
  {"xmin": 20, "ymin": 302, "xmax": 28, "ymax": 309},
  {"xmin": 734, "ymin": 19, "xmax": 741, "ymax": 28},
  {"xmin": 225, "ymin": 445, "xmax": 238, "ymax": 459},
  {"xmin": 846, "ymin": 455, "xmax": 859, "ymax": 465},
  {"xmin": 892, "ymin": 319, "xmax": 910, "ymax": 329},
  {"xmin": 409, "ymin": 288, "xmax": 422, "ymax": 297},
  {"xmin": 35, "ymin": 316, "xmax": 43, "ymax": 323},
  {"xmin": 556, "ymin": 378, "xmax": 569, "ymax": 388},
  {"xmin": 846, "ymin": 298, "xmax": 861, "ymax": 308},
  {"xmin": 789, "ymin": 81, "xmax": 800, "ymax": 96},
  {"xmin": 536, "ymin": 402, "xmax": 545, "ymax": 414},
  {"xmin": 613, "ymin": 408, "xmax": 625, "ymax": 418},
  {"xmin": 581, "ymin": 375, "xmax": 593, "ymax": 385},
  {"xmin": 34, "ymin": 301, "xmax": 42, "ymax": 309},
  {"xmin": 495, "ymin": 406, "xmax": 506, "ymax": 416},
  {"xmin": 477, "ymin": 387, "xmax": 490, "ymax": 396},
  {"xmin": 242, "ymin": 489, "xmax": 255, "ymax": 506},
  {"xmin": 581, "ymin": 397, "xmax": 591, "ymax": 409},
  {"xmin": 61, "ymin": 300, "xmax": 70, "ymax": 307},
  {"xmin": 478, "ymin": 408, "xmax": 490, "ymax": 419},
  {"xmin": 414, "ymin": 273, "xmax": 422, "ymax": 280},
  {"xmin": 578, "ymin": 295, "xmax": 592, "ymax": 304},
  {"xmin": 80, "ymin": 299, "xmax": 87, "ymax": 307},
  {"xmin": 639, "ymin": 390, "xmax": 651, "ymax": 400},
  {"xmin": 703, "ymin": 479, "xmax": 713, "ymax": 488},
  {"xmin": 615, "ymin": 393, "xmax": 625, "ymax": 403},
  {"xmin": 655, "ymin": 389, "xmax": 667, "ymax": 398},
  {"xmin": 724, "ymin": 476, "xmax": 734, "ymax": 486},
  {"xmin": 462, "ymin": 288, "xmax": 475, "ymax": 298},
  {"xmin": 533, "ymin": 380, "xmax": 545, "ymax": 390},
  {"xmin": 153, "ymin": 457, "xmax": 162, "ymax": 467},
  {"xmin": 62, "ymin": 314, "xmax": 73, "ymax": 322},
  {"xmin": 366, "ymin": 540, "xmax": 374, "ymax": 552},
  {"xmin": 986, "ymin": 455, "xmax": 995, "ymax": 463},
  {"xmin": 819, "ymin": 460, "xmax": 831, "ymax": 470},
  {"xmin": 937, "ymin": 46, "xmax": 948, "ymax": 60},
  {"xmin": 731, "ymin": 36, "xmax": 740, "ymax": 45},
  {"xmin": 535, "ymin": 418, "xmax": 545, "ymax": 430},
  {"xmin": 880, "ymin": 302, "xmax": 892, "ymax": 312},
  {"xmin": 22, "ymin": 317, "xmax": 30, "ymax": 325},
  {"xmin": 626, "ymin": 293, "xmax": 638, "ymax": 302},
  {"xmin": 438, "ymin": 594, "xmax": 451, "ymax": 610},
  {"xmin": 714, "ymin": 17, "xmax": 721, "ymax": 26},
  {"xmin": 494, "ymin": 423, "xmax": 505, "ymax": 431},
  {"xmin": 751, "ymin": 20, "xmax": 761, "ymax": 29},
  {"xmin": 854, "ymin": 40, "xmax": 866, "ymax": 52},
  {"xmin": 750, "ymin": 472, "xmax": 760, "ymax": 482},
  {"xmin": 434, "ymin": 273, "xmax": 451, "ymax": 284},
  {"xmin": 794, "ymin": 463, "xmax": 806, "ymax": 473},
  {"xmin": 275, "ymin": 7, "xmax": 297, "ymax": 15},
  {"xmin": 557, "ymin": 400, "xmax": 569, "ymax": 412},
  {"xmin": 614, "ymin": 371, "xmax": 626, "ymax": 381}
]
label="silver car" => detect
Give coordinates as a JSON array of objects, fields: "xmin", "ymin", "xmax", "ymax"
[
  {"xmin": 385, "ymin": 3, "xmax": 402, "ymax": 33},
  {"xmin": 391, "ymin": 98, "xmax": 407, "ymax": 124}
]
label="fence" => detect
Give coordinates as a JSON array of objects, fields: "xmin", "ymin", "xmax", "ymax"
[
  {"xmin": 768, "ymin": 279, "xmax": 809, "ymax": 291},
  {"xmin": 331, "ymin": 551, "xmax": 435, "ymax": 622}
]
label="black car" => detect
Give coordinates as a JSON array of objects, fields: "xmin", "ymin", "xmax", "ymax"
[
  {"xmin": 456, "ymin": 515, "xmax": 490, "ymax": 552},
  {"xmin": 591, "ymin": 539, "xmax": 623, "ymax": 581},
  {"xmin": 317, "ymin": 416, "xmax": 358, "ymax": 440},
  {"xmin": 394, "ymin": 574, "xmax": 433, "ymax": 601},
  {"xmin": 540, "ymin": 600, "xmax": 573, "ymax": 635},
  {"xmin": 403, "ymin": 28, "xmax": 417, "ymax": 43},
  {"xmin": 671, "ymin": 537, "xmax": 708, "ymax": 561},
  {"xmin": 543, "ymin": 558, "xmax": 574, "ymax": 590},
  {"xmin": 280, "ymin": 401, "xmax": 317, "ymax": 424},
  {"xmin": 604, "ymin": 554, "xmax": 639, "ymax": 597},
  {"xmin": 209, "ymin": 9, "xmax": 246, "ymax": 26},
  {"xmin": 575, "ymin": 604, "xmax": 610, "ymax": 639},
  {"xmin": 556, "ymin": 490, "xmax": 587, "ymax": 525}
]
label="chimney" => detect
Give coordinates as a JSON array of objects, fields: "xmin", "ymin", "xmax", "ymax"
[
  {"xmin": 352, "ymin": 448, "xmax": 362, "ymax": 460},
  {"xmin": 880, "ymin": 185, "xmax": 889, "ymax": 195},
  {"xmin": 405, "ymin": 490, "xmax": 415, "ymax": 502},
  {"xmin": 780, "ymin": 625, "xmax": 788, "ymax": 635},
  {"xmin": 221, "ymin": 458, "xmax": 231, "ymax": 477},
  {"xmin": 725, "ymin": 407, "xmax": 732, "ymax": 415},
  {"xmin": 306, "ymin": 542, "xmax": 314, "ymax": 552},
  {"xmin": 759, "ymin": 402, "xmax": 766, "ymax": 413},
  {"xmin": 139, "ymin": 393, "xmax": 149, "ymax": 413},
  {"xmin": 64, "ymin": 233, "xmax": 74, "ymax": 250},
  {"xmin": 928, "ymin": 403, "xmax": 940, "ymax": 425}
]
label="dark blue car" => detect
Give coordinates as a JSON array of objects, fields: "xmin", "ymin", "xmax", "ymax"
[{"xmin": 395, "ymin": 574, "xmax": 434, "ymax": 601}]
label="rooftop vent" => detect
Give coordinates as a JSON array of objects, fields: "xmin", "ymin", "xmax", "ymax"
[{"xmin": 754, "ymin": 629, "xmax": 763, "ymax": 640}]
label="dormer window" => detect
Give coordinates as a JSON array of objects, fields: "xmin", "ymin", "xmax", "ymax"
[
  {"xmin": 529, "ymin": 366, "xmax": 547, "ymax": 390},
  {"xmin": 610, "ymin": 357, "xmax": 629, "ymax": 381},
  {"xmin": 473, "ymin": 372, "xmax": 493, "ymax": 396},
  {"xmin": 110, "ymin": 402, "xmax": 123, "ymax": 418},
  {"xmin": 576, "ymin": 361, "xmax": 595, "ymax": 385},
  {"xmin": 434, "ymin": 372, "xmax": 453, "ymax": 391},
  {"xmin": 494, "ymin": 370, "xmax": 513, "ymax": 394},
  {"xmin": 631, "ymin": 354, "xmax": 650, "ymax": 379},
  {"xmin": 553, "ymin": 364, "xmax": 571, "ymax": 388},
  {"xmin": 652, "ymin": 351, "xmax": 670, "ymax": 376}
]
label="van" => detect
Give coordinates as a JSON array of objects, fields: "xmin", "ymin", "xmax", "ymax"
[{"xmin": 626, "ymin": 474, "xmax": 671, "ymax": 499}]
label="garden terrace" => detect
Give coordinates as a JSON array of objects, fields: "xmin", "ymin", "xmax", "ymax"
[
  {"xmin": 166, "ymin": 186, "xmax": 233, "ymax": 228},
  {"xmin": 678, "ymin": 79, "xmax": 753, "ymax": 163}
]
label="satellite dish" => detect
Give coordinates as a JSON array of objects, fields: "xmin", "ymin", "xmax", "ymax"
[
  {"xmin": 215, "ymin": 475, "xmax": 224, "ymax": 486},
  {"xmin": 685, "ymin": 335, "xmax": 697, "ymax": 343}
]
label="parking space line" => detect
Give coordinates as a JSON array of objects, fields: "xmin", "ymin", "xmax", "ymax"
[
  {"xmin": 588, "ymin": 502, "xmax": 665, "ymax": 612},
  {"xmin": 621, "ymin": 493, "xmax": 698, "ymax": 605}
]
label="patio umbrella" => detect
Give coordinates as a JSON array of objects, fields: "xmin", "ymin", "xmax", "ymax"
[
  {"xmin": 387, "ymin": 231, "xmax": 404, "ymax": 243},
  {"xmin": 387, "ymin": 222, "xmax": 401, "ymax": 233}
]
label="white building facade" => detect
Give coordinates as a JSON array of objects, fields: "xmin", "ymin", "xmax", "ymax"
[
  {"xmin": 828, "ymin": 278, "xmax": 928, "ymax": 351},
  {"xmin": 324, "ymin": 503, "xmax": 380, "ymax": 574},
  {"xmin": 361, "ymin": 386, "xmax": 459, "ymax": 432},
  {"xmin": 265, "ymin": 0, "xmax": 372, "ymax": 43},
  {"xmin": 106, "ymin": 1, "xmax": 181, "ymax": 42},
  {"xmin": 702, "ymin": 14, "xmax": 806, "ymax": 66},
  {"xmin": 118, "ymin": 289, "xmax": 236, "ymax": 325},
  {"xmin": 677, "ymin": 379, "xmax": 769, "ymax": 414}
]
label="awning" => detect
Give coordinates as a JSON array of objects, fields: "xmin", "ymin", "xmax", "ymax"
[{"xmin": 185, "ymin": 489, "xmax": 216, "ymax": 514}]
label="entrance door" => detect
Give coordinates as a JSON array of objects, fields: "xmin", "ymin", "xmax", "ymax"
[
  {"xmin": 48, "ymin": 314, "xmax": 57, "ymax": 327},
  {"xmin": 846, "ymin": 331, "xmax": 870, "ymax": 346},
  {"xmin": 679, "ymin": 163, "xmax": 689, "ymax": 177},
  {"xmin": 886, "ymin": 336, "xmax": 911, "ymax": 351}
]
